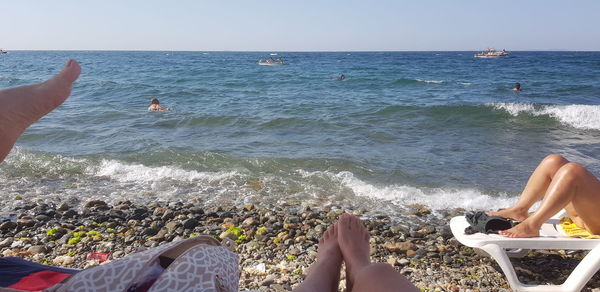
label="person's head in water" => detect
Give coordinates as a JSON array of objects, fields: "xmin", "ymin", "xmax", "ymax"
[
  {"xmin": 513, "ymin": 83, "xmax": 521, "ymax": 92},
  {"xmin": 148, "ymin": 98, "xmax": 169, "ymax": 111}
]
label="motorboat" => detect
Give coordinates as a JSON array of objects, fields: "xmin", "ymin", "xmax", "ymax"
[
  {"xmin": 0, "ymin": 49, "xmax": 7, "ymax": 54},
  {"xmin": 474, "ymin": 48, "xmax": 508, "ymax": 58},
  {"xmin": 258, "ymin": 59, "xmax": 286, "ymax": 66}
]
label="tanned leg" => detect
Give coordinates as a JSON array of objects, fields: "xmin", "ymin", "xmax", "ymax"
[
  {"xmin": 500, "ymin": 162, "xmax": 600, "ymax": 238},
  {"xmin": 0, "ymin": 59, "xmax": 81, "ymax": 162},
  {"xmin": 489, "ymin": 154, "xmax": 569, "ymax": 221},
  {"xmin": 294, "ymin": 224, "xmax": 342, "ymax": 292},
  {"xmin": 337, "ymin": 214, "xmax": 417, "ymax": 292},
  {"xmin": 351, "ymin": 263, "xmax": 418, "ymax": 292},
  {"xmin": 337, "ymin": 214, "xmax": 370, "ymax": 291}
]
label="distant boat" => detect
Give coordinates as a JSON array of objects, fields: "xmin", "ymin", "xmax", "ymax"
[
  {"xmin": 258, "ymin": 60, "xmax": 285, "ymax": 66},
  {"xmin": 270, "ymin": 53, "xmax": 278, "ymax": 56},
  {"xmin": 0, "ymin": 49, "xmax": 7, "ymax": 54},
  {"xmin": 258, "ymin": 57, "xmax": 286, "ymax": 66},
  {"xmin": 474, "ymin": 48, "xmax": 508, "ymax": 58}
]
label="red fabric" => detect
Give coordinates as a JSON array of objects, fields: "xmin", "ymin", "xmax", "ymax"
[
  {"xmin": 87, "ymin": 252, "xmax": 110, "ymax": 262},
  {"xmin": 8, "ymin": 270, "xmax": 71, "ymax": 291}
]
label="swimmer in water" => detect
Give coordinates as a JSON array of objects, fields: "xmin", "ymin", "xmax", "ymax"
[
  {"xmin": 332, "ymin": 74, "xmax": 346, "ymax": 81},
  {"xmin": 513, "ymin": 82, "xmax": 521, "ymax": 92},
  {"xmin": 331, "ymin": 74, "xmax": 346, "ymax": 81},
  {"xmin": 148, "ymin": 98, "xmax": 170, "ymax": 111}
]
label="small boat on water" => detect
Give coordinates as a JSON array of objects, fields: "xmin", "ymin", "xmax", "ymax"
[
  {"xmin": 258, "ymin": 57, "xmax": 286, "ymax": 66},
  {"xmin": 0, "ymin": 49, "xmax": 7, "ymax": 54},
  {"xmin": 474, "ymin": 48, "xmax": 508, "ymax": 58}
]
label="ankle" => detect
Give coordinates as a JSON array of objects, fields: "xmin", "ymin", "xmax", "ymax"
[
  {"xmin": 521, "ymin": 218, "xmax": 543, "ymax": 231},
  {"xmin": 510, "ymin": 206, "xmax": 529, "ymax": 214}
]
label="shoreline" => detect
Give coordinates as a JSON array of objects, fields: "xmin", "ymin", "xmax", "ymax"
[{"xmin": 1, "ymin": 200, "xmax": 598, "ymax": 291}]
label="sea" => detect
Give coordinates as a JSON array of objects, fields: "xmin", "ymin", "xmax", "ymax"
[{"xmin": 1, "ymin": 51, "xmax": 600, "ymax": 217}]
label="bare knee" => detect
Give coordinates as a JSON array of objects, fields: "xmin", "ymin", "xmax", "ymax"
[
  {"xmin": 542, "ymin": 154, "xmax": 569, "ymax": 171},
  {"xmin": 557, "ymin": 162, "xmax": 589, "ymax": 181}
]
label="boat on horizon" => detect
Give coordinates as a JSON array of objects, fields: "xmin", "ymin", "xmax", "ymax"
[
  {"xmin": 474, "ymin": 48, "xmax": 508, "ymax": 58},
  {"xmin": 258, "ymin": 57, "xmax": 286, "ymax": 66},
  {"xmin": 0, "ymin": 49, "xmax": 7, "ymax": 54}
]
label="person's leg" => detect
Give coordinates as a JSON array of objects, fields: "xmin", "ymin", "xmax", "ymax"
[
  {"xmin": 500, "ymin": 162, "xmax": 600, "ymax": 237},
  {"xmin": 351, "ymin": 263, "xmax": 417, "ymax": 292},
  {"xmin": 293, "ymin": 224, "xmax": 342, "ymax": 292},
  {"xmin": 0, "ymin": 59, "xmax": 81, "ymax": 162},
  {"xmin": 337, "ymin": 214, "xmax": 417, "ymax": 292},
  {"xmin": 489, "ymin": 154, "xmax": 569, "ymax": 221}
]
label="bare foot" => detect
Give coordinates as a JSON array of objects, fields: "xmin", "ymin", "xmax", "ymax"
[
  {"xmin": 498, "ymin": 220, "xmax": 540, "ymax": 238},
  {"xmin": 337, "ymin": 213, "xmax": 370, "ymax": 292},
  {"xmin": 487, "ymin": 207, "xmax": 529, "ymax": 222},
  {"xmin": 0, "ymin": 59, "xmax": 81, "ymax": 161},
  {"xmin": 293, "ymin": 224, "xmax": 342, "ymax": 292}
]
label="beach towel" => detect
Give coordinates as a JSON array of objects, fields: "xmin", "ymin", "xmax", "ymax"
[
  {"xmin": 0, "ymin": 257, "xmax": 79, "ymax": 291},
  {"xmin": 560, "ymin": 217, "xmax": 600, "ymax": 239}
]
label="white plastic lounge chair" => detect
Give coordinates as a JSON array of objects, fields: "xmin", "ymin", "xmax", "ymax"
[{"xmin": 450, "ymin": 210, "xmax": 600, "ymax": 292}]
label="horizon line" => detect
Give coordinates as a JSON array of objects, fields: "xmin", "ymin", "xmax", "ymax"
[{"xmin": 3, "ymin": 49, "xmax": 599, "ymax": 52}]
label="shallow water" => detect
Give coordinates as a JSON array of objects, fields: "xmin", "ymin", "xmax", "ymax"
[{"xmin": 1, "ymin": 51, "xmax": 600, "ymax": 216}]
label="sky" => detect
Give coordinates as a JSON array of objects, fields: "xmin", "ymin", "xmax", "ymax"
[{"xmin": 2, "ymin": 0, "xmax": 600, "ymax": 51}]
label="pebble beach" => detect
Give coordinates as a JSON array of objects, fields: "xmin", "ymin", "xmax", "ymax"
[{"xmin": 1, "ymin": 199, "xmax": 599, "ymax": 291}]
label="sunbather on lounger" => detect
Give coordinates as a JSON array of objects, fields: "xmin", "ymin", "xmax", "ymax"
[
  {"xmin": 489, "ymin": 154, "xmax": 600, "ymax": 238},
  {"xmin": 294, "ymin": 213, "xmax": 418, "ymax": 292}
]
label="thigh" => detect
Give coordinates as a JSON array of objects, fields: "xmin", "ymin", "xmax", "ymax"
[{"xmin": 569, "ymin": 168, "xmax": 600, "ymax": 234}]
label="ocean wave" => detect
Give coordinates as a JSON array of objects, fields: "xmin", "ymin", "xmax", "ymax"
[
  {"xmin": 392, "ymin": 78, "xmax": 444, "ymax": 85},
  {"xmin": 89, "ymin": 159, "xmax": 239, "ymax": 183},
  {"xmin": 1, "ymin": 148, "xmax": 517, "ymax": 213},
  {"xmin": 298, "ymin": 170, "xmax": 516, "ymax": 211},
  {"xmin": 489, "ymin": 102, "xmax": 600, "ymax": 130},
  {"xmin": 151, "ymin": 115, "xmax": 242, "ymax": 128},
  {"xmin": 369, "ymin": 105, "xmax": 416, "ymax": 116},
  {"xmin": 258, "ymin": 117, "xmax": 336, "ymax": 130},
  {"xmin": 415, "ymin": 79, "xmax": 444, "ymax": 84},
  {"xmin": 0, "ymin": 147, "xmax": 87, "ymax": 178}
]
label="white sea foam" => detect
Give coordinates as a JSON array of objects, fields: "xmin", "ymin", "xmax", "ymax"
[
  {"xmin": 2, "ymin": 149, "xmax": 519, "ymax": 213},
  {"xmin": 490, "ymin": 102, "xmax": 536, "ymax": 116},
  {"xmin": 86, "ymin": 162, "xmax": 516, "ymax": 211},
  {"xmin": 299, "ymin": 170, "xmax": 516, "ymax": 211},
  {"xmin": 89, "ymin": 159, "xmax": 239, "ymax": 183},
  {"xmin": 416, "ymin": 79, "xmax": 444, "ymax": 84},
  {"xmin": 489, "ymin": 102, "xmax": 600, "ymax": 130}
]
